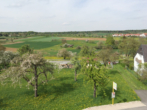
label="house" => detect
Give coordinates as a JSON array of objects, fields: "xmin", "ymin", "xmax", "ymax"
[
  {"xmin": 140, "ymin": 33, "xmax": 147, "ymax": 37},
  {"xmin": 134, "ymin": 45, "xmax": 147, "ymax": 72}
]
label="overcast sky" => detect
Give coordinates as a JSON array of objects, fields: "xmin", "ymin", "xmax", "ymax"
[{"xmin": 0, "ymin": 0, "xmax": 147, "ymax": 32}]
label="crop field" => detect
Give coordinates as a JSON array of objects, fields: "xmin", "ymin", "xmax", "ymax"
[
  {"xmin": 3, "ymin": 36, "xmax": 107, "ymax": 56},
  {"xmin": 15, "ymin": 36, "xmax": 63, "ymax": 42},
  {"xmin": 4, "ymin": 41, "xmax": 62, "ymax": 50},
  {"xmin": 0, "ymin": 64, "xmax": 144, "ymax": 110}
]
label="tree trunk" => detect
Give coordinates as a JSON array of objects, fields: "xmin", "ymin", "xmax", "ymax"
[
  {"xmin": 34, "ymin": 66, "xmax": 38, "ymax": 97},
  {"xmin": 93, "ymin": 82, "xmax": 96, "ymax": 98},
  {"xmin": 75, "ymin": 70, "xmax": 77, "ymax": 81},
  {"xmin": 64, "ymin": 57, "xmax": 65, "ymax": 59}
]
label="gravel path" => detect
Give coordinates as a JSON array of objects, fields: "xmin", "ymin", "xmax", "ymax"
[{"xmin": 48, "ymin": 60, "xmax": 71, "ymax": 64}]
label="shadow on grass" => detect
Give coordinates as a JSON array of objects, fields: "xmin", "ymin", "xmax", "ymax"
[
  {"xmin": 108, "ymin": 70, "xmax": 119, "ymax": 75},
  {"xmin": 0, "ymin": 98, "xmax": 8, "ymax": 108},
  {"xmin": 21, "ymin": 76, "xmax": 79, "ymax": 101},
  {"xmin": 95, "ymin": 86, "xmax": 121, "ymax": 104}
]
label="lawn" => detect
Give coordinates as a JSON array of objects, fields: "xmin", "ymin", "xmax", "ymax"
[{"xmin": 0, "ymin": 64, "xmax": 143, "ymax": 110}]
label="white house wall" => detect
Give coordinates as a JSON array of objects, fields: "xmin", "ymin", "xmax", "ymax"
[{"xmin": 134, "ymin": 53, "xmax": 144, "ymax": 72}]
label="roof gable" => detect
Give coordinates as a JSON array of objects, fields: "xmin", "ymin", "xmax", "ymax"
[
  {"xmin": 142, "ymin": 45, "xmax": 147, "ymax": 62},
  {"xmin": 136, "ymin": 45, "xmax": 147, "ymax": 62}
]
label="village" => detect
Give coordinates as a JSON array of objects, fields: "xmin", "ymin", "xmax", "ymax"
[{"xmin": 113, "ymin": 33, "xmax": 147, "ymax": 37}]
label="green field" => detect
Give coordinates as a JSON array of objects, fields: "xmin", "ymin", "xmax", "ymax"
[
  {"xmin": 4, "ymin": 41, "xmax": 62, "ymax": 50},
  {"xmin": 15, "ymin": 36, "xmax": 63, "ymax": 42},
  {"xmin": 0, "ymin": 64, "xmax": 145, "ymax": 110},
  {"xmin": 4, "ymin": 37, "xmax": 107, "ymax": 56}
]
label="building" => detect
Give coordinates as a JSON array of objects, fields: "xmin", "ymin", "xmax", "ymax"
[
  {"xmin": 112, "ymin": 33, "xmax": 141, "ymax": 37},
  {"xmin": 140, "ymin": 33, "xmax": 147, "ymax": 37},
  {"xmin": 134, "ymin": 45, "xmax": 147, "ymax": 72}
]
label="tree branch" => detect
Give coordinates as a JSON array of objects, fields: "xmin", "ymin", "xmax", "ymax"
[{"xmin": 23, "ymin": 76, "xmax": 34, "ymax": 87}]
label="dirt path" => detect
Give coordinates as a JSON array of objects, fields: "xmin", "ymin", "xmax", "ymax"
[
  {"xmin": 5, "ymin": 47, "xmax": 18, "ymax": 52},
  {"xmin": 62, "ymin": 37, "xmax": 106, "ymax": 41}
]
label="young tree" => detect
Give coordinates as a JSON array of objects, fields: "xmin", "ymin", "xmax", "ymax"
[
  {"xmin": 81, "ymin": 57, "xmax": 109, "ymax": 98},
  {"xmin": 105, "ymin": 35, "xmax": 115, "ymax": 46},
  {"xmin": 71, "ymin": 55, "xmax": 81, "ymax": 81},
  {"xmin": 57, "ymin": 48, "xmax": 71, "ymax": 59},
  {"xmin": 80, "ymin": 45, "xmax": 89, "ymax": 57},
  {"xmin": 0, "ymin": 53, "xmax": 55, "ymax": 97},
  {"xmin": 118, "ymin": 38, "xmax": 140, "ymax": 57},
  {"xmin": 109, "ymin": 52, "xmax": 120, "ymax": 62},
  {"xmin": 97, "ymin": 48, "xmax": 113, "ymax": 66},
  {"xmin": 97, "ymin": 41, "xmax": 103, "ymax": 49},
  {"xmin": 17, "ymin": 44, "xmax": 33, "ymax": 56}
]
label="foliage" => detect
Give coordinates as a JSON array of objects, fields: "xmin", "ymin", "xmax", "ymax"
[
  {"xmin": 0, "ymin": 51, "xmax": 19, "ymax": 70},
  {"xmin": 17, "ymin": 44, "xmax": 34, "ymax": 55},
  {"xmin": 76, "ymin": 46, "xmax": 81, "ymax": 49},
  {"xmin": 57, "ymin": 48, "xmax": 76, "ymax": 59},
  {"xmin": 62, "ymin": 43, "xmax": 73, "ymax": 48},
  {"xmin": 96, "ymin": 41, "xmax": 103, "ymax": 49},
  {"xmin": 118, "ymin": 38, "xmax": 140, "ymax": 57},
  {"xmin": 105, "ymin": 35, "xmax": 115, "ymax": 46},
  {"xmin": 110, "ymin": 52, "xmax": 119, "ymax": 62},
  {"xmin": 0, "ymin": 52, "xmax": 55, "ymax": 97},
  {"xmin": 81, "ymin": 57, "xmax": 109, "ymax": 97},
  {"xmin": 137, "ymin": 63, "xmax": 147, "ymax": 84},
  {"xmin": 71, "ymin": 55, "xmax": 81, "ymax": 81},
  {"xmin": 80, "ymin": 46, "xmax": 96, "ymax": 57},
  {"xmin": 97, "ymin": 48, "xmax": 113, "ymax": 66},
  {"xmin": 80, "ymin": 45, "xmax": 89, "ymax": 56}
]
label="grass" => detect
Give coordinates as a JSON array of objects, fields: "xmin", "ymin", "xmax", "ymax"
[
  {"xmin": 0, "ymin": 64, "xmax": 143, "ymax": 110},
  {"xmin": 113, "ymin": 64, "xmax": 147, "ymax": 90}
]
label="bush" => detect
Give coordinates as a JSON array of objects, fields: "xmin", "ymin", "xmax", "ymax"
[
  {"xmin": 62, "ymin": 43, "xmax": 68, "ymax": 48},
  {"xmin": 88, "ymin": 40, "xmax": 95, "ymax": 43},
  {"xmin": 76, "ymin": 46, "xmax": 81, "ymax": 49},
  {"xmin": 111, "ymin": 45, "xmax": 118, "ymax": 49}
]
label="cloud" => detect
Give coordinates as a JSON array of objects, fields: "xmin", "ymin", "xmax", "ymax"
[
  {"xmin": 8, "ymin": 3, "xmax": 23, "ymax": 7},
  {"xmin": 7, "ymin": 0, "xmax": 33, "ymax": 8},
  {"xmin": 1, "ymin": 0, "xmax": 147, "ymax": 31},
  {"xmin": 62, "ymin": 22, "xmax": 70, "ymax": 25}
]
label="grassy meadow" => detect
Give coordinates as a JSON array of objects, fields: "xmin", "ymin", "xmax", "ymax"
[{"xmin": 0, "ymin": 64, "xmax": 145, "ymax": 110}]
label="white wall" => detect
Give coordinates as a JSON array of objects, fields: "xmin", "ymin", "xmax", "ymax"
[
  {"xmin": 134, "ymin": 53, "xmax": 144, "ymax": 72},
  {"xmin": 140, "ymin": 34, "xmax": 146, "ymax": 37}
]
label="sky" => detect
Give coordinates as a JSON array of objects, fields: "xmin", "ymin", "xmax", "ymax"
[{"xmin": 0, "ymin": 0, "xmax": 147, "ymax": 32}]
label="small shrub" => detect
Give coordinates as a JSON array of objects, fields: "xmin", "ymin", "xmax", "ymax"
[
  {"xmin": 76, "ymin": 46, "xmax": 81, "ymax": 49},
  {"xmin": 88, "ymin": 40, "xmax": 95, "ymax": 43},
  {"xmin": 61, "ymin": 39, "xmax": 67, "ymax": 44}
]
